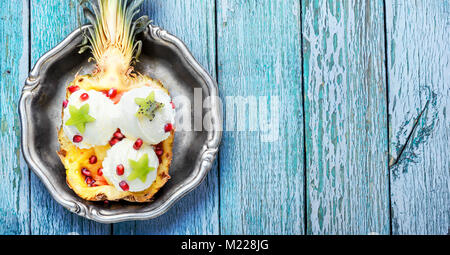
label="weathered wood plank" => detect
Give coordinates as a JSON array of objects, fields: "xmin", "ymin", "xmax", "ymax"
[
  {"xmin": 217, "ymin": 0, "xmax": 304, "ymax": 234},
  {"xmin": 113, "ymin": 0, "xmax": 219, "ymax": 235},
  {"xmin": 0, "ymin": 0, "xmax": 30, "ymax": 235},
  {"xmin": 302, "ymin": 0, "xmax": 390, "ymax": 234},
  {"xmin": 30, "ymin": 0, "xmax": 110, "ymax": 234},
  {"xmin": 385, "ymin": 0, "xmax": 449, "ymax": 235}
]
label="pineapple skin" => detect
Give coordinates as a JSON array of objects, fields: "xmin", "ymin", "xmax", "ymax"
[{"xmin": 58, "ymin": 74, "xmax": 174, "ymax": 202}]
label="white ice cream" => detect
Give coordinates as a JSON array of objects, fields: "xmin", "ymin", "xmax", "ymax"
[
  {"xmin": 102, "ymin": 138, "xmax": 159, "ymax": 192},
  {"xmin": 63, "ymin": 89, "xmax": 117, "ymax": 149},
  {"xmin": 116, "ymin": 86, "xmax": 175, "ymax": 145}
]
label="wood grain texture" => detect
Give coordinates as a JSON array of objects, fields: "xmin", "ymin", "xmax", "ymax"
[
  {"xmin": 30, "ymin": 0, "xmax": 110, "ymax": 235},
  {"xmin": 217, "ymin": 0, "xmax": 304, "ymax": 234},
  {"xmin": 1, "ymin": 0, "xmax": 447, "ymax": 234},
  {"xmin": 113, "ymin": 0, "xmax": 219, "ymax": 235},
  {"xmin": 302, "ymin": 0, "xmax": 390, "ymax": 234},
  {"xmin": 0, "ymin": 0, "xmax": 30, "ymax": 235},
  {"xmin": 385, "ymin": 0, "xmax": 449, "ymax": 235}
]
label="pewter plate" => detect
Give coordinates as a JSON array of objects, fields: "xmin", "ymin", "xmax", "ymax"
[{"xmin": 19, "ymin": 25, "xmax": 222, "ymax": 223}]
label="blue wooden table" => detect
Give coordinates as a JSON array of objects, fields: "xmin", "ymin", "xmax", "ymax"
[{"xmin": 0, "ymin": 0, "xmax": 448, "ymax": 235}]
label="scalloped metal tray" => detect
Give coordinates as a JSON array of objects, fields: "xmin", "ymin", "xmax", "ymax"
[{"xmin": 19, "ymin": 25, "xmax": 222, "ymax": 223}]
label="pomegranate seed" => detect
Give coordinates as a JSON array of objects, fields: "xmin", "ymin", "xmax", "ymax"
[
  {"xmin": 170, "ymin": 101, "xmax": 175, "ymax": 109},
  {"xmin": 89, "ymin": 155, "xmax": 97, "ymax": 164},
  {"xmin": 119, "ymin": 181, "xmax": 129, "ymax": 191},
  {"xmin": 85, "ymin": 176, "xmax": 93, "ymax": 185},
  {"xmin": 113, "ymin": 129, "xmax": 125, "ymax": 140},
  {"xmin": 104, "ymin": 200, "xmax": 109, "ymax": 205},
  {"xmin": 68, "ymin": 85, "xmax": 80, "ymax": 93},
  {"xmin": 107, "ymin": 88, "xmax": 117, "ymax": 98},
  {"xmin": 109, "ymin": 137, "xmax": 120, "ymax": 146},
  {"xmin": 155, "ymin": 147, "xmax": 163, "ymax": 156},
  {"xmin": 80, "ymin": 93, "xmax": 89, "ymax": 101},
  {"xmin": 164, "ymin": 123, "xmax": 173, "ymax": 132},
  {"xmin": 63, "ymin": 100, "xmax": 68, "ymax": 108},
  {"xmin": 116, "ymin": 164, "xmax": 124, "ymax": 176},
  {"xmin": 81, "ymin": 168, "xmax": 91, "ymax": 177},
  {"xmin": 133, "ymin": 138, "xmax": 143, "ymax": 150},
  {"xmin": 97, "ymin": 167, "xmax": 103, "ymax": 176},
  {"xmin": 88, "ymin": 180, "xmax": 96, "ymax": 187},
  {"xmin": 73, "ymin": 135, "xmax": 83, "ymax": 143}
]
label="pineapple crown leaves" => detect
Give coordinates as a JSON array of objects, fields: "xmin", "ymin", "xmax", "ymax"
[{"xmin": 77, "ymin": 0, "xmax": 151, "ymax": 66}]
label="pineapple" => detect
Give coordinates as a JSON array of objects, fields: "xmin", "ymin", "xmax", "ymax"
[{"xmin": 57, "ymin": 0, "xmax": 174, "ymax": 202}]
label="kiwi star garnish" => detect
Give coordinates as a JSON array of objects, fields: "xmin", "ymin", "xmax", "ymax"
[
  {"xmin": 128, "ymin": 153, "xmax": 155, "ymax": 183},
  {"xmin": 135, "ymin": 91, "xmax": 164, "ymax": 121},
  {"xmin": 65, "ymin": 104, "xmax": 96, "ymax": 133}
]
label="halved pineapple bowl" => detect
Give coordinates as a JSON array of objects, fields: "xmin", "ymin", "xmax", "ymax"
[
  {"xmin": 58, "ymin": 83, "xmax": 175, "ymax": 202},
  {"xmin": 58, "ymin": 0, "xmax": 177, "ymax": 202}
]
